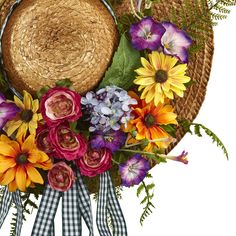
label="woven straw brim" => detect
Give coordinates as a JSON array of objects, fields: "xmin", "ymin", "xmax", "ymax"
[
  {"xmin": 0, "ymin": 0, "xmax": 214, "ymax": 194},
  {"xmin": 0, "ymin": 0, "xmax": 118, "ymax": 95}
]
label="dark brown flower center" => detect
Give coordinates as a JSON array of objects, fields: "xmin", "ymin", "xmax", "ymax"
[
  {"xmin": 16, "ymin": 153, "xmax": 28, "ymax": 165},
  {"xmin": 21, "ymin": 109, "xmax": 33, "ymax": 122},
  {"xmin": 155, "ymin": 69, "xmax": 168, "ymax": 83},
  {"xmin": 144, "ymin": 114, "xmax": 156, "ymax": 128}
]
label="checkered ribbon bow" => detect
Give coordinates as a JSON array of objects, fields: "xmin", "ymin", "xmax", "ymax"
[{"xmin": 29, "ymin": 170, "xmax": 127, "ymax": 236}]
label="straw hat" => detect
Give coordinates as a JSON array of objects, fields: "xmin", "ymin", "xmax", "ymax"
[{"xmin": 0, "ymin": 0, "xmax": 214, "ymax": 193}]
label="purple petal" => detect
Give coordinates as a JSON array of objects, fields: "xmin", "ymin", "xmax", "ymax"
[
  {"xmin": 161, "ymin": 21, "xmax": 192, "ymax": 63},
  {"xmin": 130, "ymin": 17, "xmax": 166, "ymax": 51},
  {"xmin": 0, "ymin": 102, "xmax": 20, "ymax": 129},
  {"xmin": 0, "ymin": 93, "xmax": 6, "ymax": 104},
  {"xmin": 119, "ymin": 154, "xmax": 150, "ymax": 187}
]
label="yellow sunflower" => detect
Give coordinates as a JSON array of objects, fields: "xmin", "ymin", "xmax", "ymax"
[
  {"xmin": 134, "ymin": 51, "xmax": 190, "ymax": 106},
  {"xmin": 4, "ymin": 90, "xmax": 42, "ymax": 139},
  {"xmin": 0, "ymin": 134, "xmax": 52, "ymax": 192},
  {"xmin": 125, "ymin": 93, "xmax": 177, "ymax": 151}
]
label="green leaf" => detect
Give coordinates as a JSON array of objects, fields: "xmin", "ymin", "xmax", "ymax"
[
  {"xmin": 36, "ymin": 86, "xmax": 50, "ymax": 99},
  {"xmin": 55, "ymin": 79, "xmax": 73, "ymax": 88},
  {"xmin": 98, "ymin": 35, "xmax": 141, "ymax": 90}
]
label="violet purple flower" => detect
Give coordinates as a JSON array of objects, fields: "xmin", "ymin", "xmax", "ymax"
[
  {"xmin": 119, "ymin": 154, "xmax": 150, "ymax": 187},
  {"xmin": 129, "ymin": 17, "xmax": 166, "ymax": 51},
  {"xmin": 0, "ymin": 93, "xmax": 20, "ymax": 129},
  {"xmin": 91, "ymin": 130, "xmax": 126, "ymax": 153},
  {"xmin": 161, "ymin": 22, "xmax": 192, "ymax": 63}
]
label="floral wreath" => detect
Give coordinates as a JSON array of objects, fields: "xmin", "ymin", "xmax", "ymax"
[{"xmin": 0, "ymin": 0, "xmax": 234, "ymax": 235}]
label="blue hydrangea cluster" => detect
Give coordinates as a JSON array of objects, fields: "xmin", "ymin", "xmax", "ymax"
[{"xmin": 81, "ymin": 86, "xmax": 137, "ymax": 132}]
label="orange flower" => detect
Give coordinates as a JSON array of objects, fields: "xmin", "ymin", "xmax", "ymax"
[
  {"xmin": 125, "ymin": 94, "xmax": 177, "ymax": 150},
  {"xmin": 0, "ymin": 134, "xmax": 52, "ymax": 192}
]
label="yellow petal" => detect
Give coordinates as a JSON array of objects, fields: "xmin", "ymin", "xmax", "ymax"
[
  {"xmin": 0, "ymin": 156, "xmax": 16, "ymax": 172},
  {"xmin": 34, "ymin": 160, "xmax": 53, "ymax": 170},
  {"xmin": 32, "ymin": 99, "xmax": 39, "ymax": 113},
  {"xmin": 22, "ymin": 134, "xmax": 36, "ymax": 153},
  {"xmin": 14, "ymin": 96, "xmax": 24, "ymax": 110},
  {"xmin": 5, "ymin": 120, "xmax": 23, "ymax": 137},
  {"xmin": 0, "ymin": 142, "xmax": 17, "ymax": 157},
  {"xmin": 135, "ymin": 68, "xmax": 155, "ymax": 77},
  {"xmin": 16, "ymin": 122, "xmax": 29, "ymax": 140},
  {"xmin": 134, "ymin": 76, "xmax": 155, "ymax": 86},
  {"xmin": 8, "ymin": 180, "xmax": 17, "ymax": 192},
  {"xmin": 141, "ymin": 57, "xmax": 154, "ymax": 71},
  {"xmin": 15, "ymin": 166, "xmax": 26, "ymax": 192},
  {"xmin": 169, "ymin": 64, "xmax": 187, "ymax": 76},
  {"xmin": 23, "ymin": 90, "xmax": 33, "ymax": 110},
  {"xmin": 26, "ymin": 165, "xmax": 44, "ymax": 184},
  {"xmin": 28, "ymin": 120, "xmax": 38, "ymax": 134},
  {"xmin": 149, "ymin": 51, "xmax": 161, "ymax": 70},
  {"xmin": 0, "ymin": 135, "xmax": 11, "ymax": 142},
  {"xmin": 0, "ymin": 167, "xmax": 16, "ymax": 185}
]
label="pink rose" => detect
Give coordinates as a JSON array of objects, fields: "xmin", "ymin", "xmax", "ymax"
[
  {"xmin": 36, "ymin": 125, "xmax": 55, "ymax": 156},
  {"xmin": 76, "ymin": 148, "xmax": 112, "ymax": 177},
  {"xmin": 49, "ymin": 123, "xmax": 87, "ymax": 161},
  {"xmin": 40, "ymin": 87, "xmax": 82, "ymax": 126},
  {"xmin": 48, "ymin": 162, "xmax": 75, "ymax": 192}
]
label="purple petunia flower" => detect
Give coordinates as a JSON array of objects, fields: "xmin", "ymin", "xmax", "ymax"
[
  {"xmin": 91, "ymin": 130, "xmax": 126, "ymax": 153},
  {"xmin": 129, "ymin": 17, "xmax": 166, "ymax": 51},
  {"xmin": 119, "ymin": 154, "xmax": 150, "ymax": 187},
  {"xmin": 161, "ymin": 22, "xmax": 192, "ymax": 63},
  {"xmin": 0, "ymin": 93, "xmax": 20, "ymax": 129}
]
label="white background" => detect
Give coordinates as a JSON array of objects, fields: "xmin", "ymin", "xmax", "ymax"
[{"xmin": 1, "ymin": 8, "xmax": 236, "ymax": 236}]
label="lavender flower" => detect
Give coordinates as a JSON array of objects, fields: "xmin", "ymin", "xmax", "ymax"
[
  {"xmin": 0, "ymin": 93, "xmax": 20, "ymax": 129},
  {"xmin": 161, "ymin": 22, "xmax": 192, "ymax": 63},
  {"xmin": 91, "ymin": 130, "xmax": 126, "ymax": 153},
  {"xmin": 119, "ymin": 154, "xmax": 150, "ymax": 187},
  {"xmin": 166, "ymin": 151, "xmax": 188, "ymax": 164},
  {"xmin": 129, "ymin": 17, "xmax": 166, "ymax": 51},
  {"xmin": 81, "ymin": 86, "xmax": 137, "ymax": 133}
]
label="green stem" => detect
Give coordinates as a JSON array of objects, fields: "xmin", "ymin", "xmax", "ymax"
[{"xmin": 112, "ymin": 158, "xmax": 120, "ymax": 165}]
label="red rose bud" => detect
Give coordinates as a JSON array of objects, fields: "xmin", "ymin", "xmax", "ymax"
[
  {"xmin": 40, "ymin": 87, "xmax": 82, "ymax": 126},
  {"xmin": 49, "ymin": 123, "xmax": 87, "ymax": 161},
  {"xmin": 76, "ymin": 148, "xmax": 112, "ymax": 177},
  {"xmin": 36, "ymin": 125, "xmax": 55, "ymax": 155},
  {"xmin": 48, "ymin": 162, "xmax": 75, "ymax": 192}
]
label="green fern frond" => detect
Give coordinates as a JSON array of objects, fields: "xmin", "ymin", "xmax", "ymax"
[
  {"xmin": 192, "ymin": 123, "xmax": 229, "ymax": 159},
  {"xmin": 179, "ymin": 120, "xmax": 229, "ymax": 159},
  {"xmin": 137, "ymin": 177, "xmax": 156, "ymax": 225}
]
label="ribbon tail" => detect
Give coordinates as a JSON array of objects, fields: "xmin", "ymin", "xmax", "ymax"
[
  {"xmin": 12, "ymin": 190, "xmax": 23, "ymax": 236},
  {"xmin": 107, "ymin": 172, "xmax": 127, "ymax": 236},
  {"xmin": 62, "ymin": 181, "xmax": 82, "ymax": 236},
  {"xmin": 96, "ymin": 172, "xmax": 112, "ymax": 236},
  {"xmin": 97, "ymin": 172, "xmax": 128, "ymax": 236},
  {"xmin": 31, "ymin": 185, "xmax": 61, "ymax": 236},
  {"xmin": 0, "ymin": 187, "xmax": 13, "ymax": 228},
  {"xmin": 76, "ymin": 171, "xmax": 94, "ymax": 236}
]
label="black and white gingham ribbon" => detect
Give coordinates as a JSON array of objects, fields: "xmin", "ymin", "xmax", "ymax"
[
  {"xmin": 31, "ymin": 170, "xmax": 94, "ymax": 236},
  {"xmin": 0, "ymin": 187, "xmax": 23, "ymax": 236},
  {"xmin": 97, "ymin": 171, "xmax": 128, "ymax": 236}
]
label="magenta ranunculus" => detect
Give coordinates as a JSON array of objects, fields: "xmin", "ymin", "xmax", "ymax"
[
  {"xmin": 48, "ymin": 162, "xmax": 75, "ymax": 192},
  {"xmin": 36, "ymin": 125, "xmax": 55, "ymax": 156},
  {"xmin": 49, "ymin": 123, "xmax": 87, "ymax": 161},
  {"xmin": 40, "ymin": 87, "xmax": 82, "ymax": 126},
  {"xmin": 76, "ymin": 148, "xmax": 112, "ymax": 177}
]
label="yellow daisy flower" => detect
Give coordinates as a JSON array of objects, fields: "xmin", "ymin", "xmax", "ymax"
[
  {"xmin": 5, "ymin": 91, "xmax": 42, "ymax": 139},
  {"xmin": 134, "ymin": 51, "xmax": 190, "ymax": 106},
  {"xmin": 0, "ymin": 134, "xmax": 52, "ymax": 192}
]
